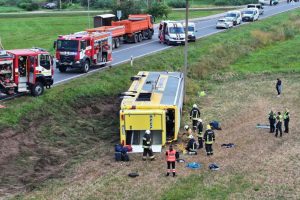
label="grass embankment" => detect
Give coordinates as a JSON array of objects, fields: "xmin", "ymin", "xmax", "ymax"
[
  {"xmin": 1, "ymin": 8, "xmax": 300, "ymax": 200},
  {"xmin": 0, "ymin": 9, "xmax": 224, "ymax": 52}
]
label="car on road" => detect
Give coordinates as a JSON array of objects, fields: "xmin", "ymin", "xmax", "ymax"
[
  {"xmin": 183, "ymin": 22, "xmax": 196, "ymax": 42},
  {"xmin": 247, "ymin": 4, "xmax": 264, "ymax": 15},
  {"xmin": 216, "ymin": 18, "xmax": 234, "ymax": 29},
  {"xmin": 242, "ymin": 8, "xmax": 259, "ymax": 22},
  {"xmin": 224, "ymin": 11, "xmax": 242, "ymax": 26},
  {"xmin": 43, "ymin": 2, "xmax": 57, "ymax": 9},
  {"xmin": 259, "ymin": 0, "xmax": 279, "ymax": 5}
]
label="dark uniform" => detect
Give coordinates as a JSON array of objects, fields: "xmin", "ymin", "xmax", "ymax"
[
  {"xmin": 190, "ymin": 106, "xmax": 201, "ymax": 131},
  {"xmin": 268, "ymin": 111, "xmax": 276, "ymax": 133},
  {"xmin": 142, "ymin": 132, "xmax": 155, "ymax": 160},
  {"xmin": 203, "ymin": 126, "xmax": 215, "ymax": 156},
  {"xmin": 284, "ymin": 110, "xmax": 290, "ymax": 133},
  {"xmin": 197, "ymin": 121, "xmax": 204, "ymax": 149},
  {"xmin": 275, "ymin": 112, "xmax": 283, "ymax": 137},
  {"xmin": 186, "ymin": 137, "xmax": 197, "ymax": 154}
]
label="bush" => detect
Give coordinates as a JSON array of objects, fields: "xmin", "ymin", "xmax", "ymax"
[
  {"xmin": 94, "ymin": 0, "xmax": 113, "ymax": 9},
  {"xmin": 214, "ymin": 0, "xmax": 257, "ymax": 6},
  {"xmin": 111, "ymin": 0, "xmax": 142, "ymax": 20},
  {"xmin": 167, "ymin": 0, "xmax": 186, "ymax": 8},
  {"xmin": 18, "ymin": 0, "xmax": 39, "ymax": 11},
  {"xmin": 147, "ymin": 2, "xmax": 170, "ymax": 20}
]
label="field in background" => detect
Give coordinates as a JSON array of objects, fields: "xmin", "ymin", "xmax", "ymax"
[
  {"xmin": 0, "ymin": 9, "xmax": 225, "ymax": 52},
  {"xmin": 0, "ymin": 8, "xmax": 300, "ymax": 200}
]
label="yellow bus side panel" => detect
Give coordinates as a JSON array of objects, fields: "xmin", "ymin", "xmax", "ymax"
[{"xmin": 125, "ymin": 114, "xmax": 162, "ymax": 130}]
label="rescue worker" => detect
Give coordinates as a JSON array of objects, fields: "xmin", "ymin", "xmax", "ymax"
[
  {"xmin": 197, "ymin": 119, "xmax": 204, "ymax": 149},
  {"xmin": 165, "ymin": 145, "xmax": 176, "ymax": 177},
  {"xmin": 276, "ymin": 78, "xmax": 282, "ymax": 97},
  {"xmin": 184, "ymin": 125, "xmax": 192, "ymax": 136},
  {"xmin": 275, "ymin": 112, "xmax": 283, "ymax": 137},
  {"xmin": 186, "ymin": 135, "xmax": 197, "ymax": 155},
  {"xmin": 190, "ymin": 104, "xmax": 201, "ymax": 131},
  {"xmin": 268, "ymin": 109, "xmax": 276, "ymax": 133},
  {"xmin": 203, "ymin": 125, "xmax": 215, "ymax": 156},
  {"xmin": 142, "ymin": 130, "xmax": 155, "ymax": 160},
  {"xmin": 284, "ymin": 108, "xmax": 290, "ymax": 133}
]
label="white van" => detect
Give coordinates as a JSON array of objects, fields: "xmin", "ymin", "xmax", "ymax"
[
  {"xmin": 225, "ymin": 10, "xmax": 242, "ymax": 25},
  {"xmin": 159, "ymin": 21, "xmax": 185, "ymax": 45},
  {"xmin": 183, "ymin": 22, "xmax": 196, "ymax": 42},
  {"xmin": 247, "ymin": 4, "xmax": 264, "ymax": 15},
  {"xmin": 242, "ymin": 8, "xmax": 259, "ymax": 22}
]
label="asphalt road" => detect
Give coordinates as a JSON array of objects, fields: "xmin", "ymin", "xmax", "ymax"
[{"xmin": 53, "ymin": 2, "xmax": 300, "ymax": 85}]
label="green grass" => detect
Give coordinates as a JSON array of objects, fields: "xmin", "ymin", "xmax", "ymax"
[
  {"xmin": 0, "ymin": 10, "xmax": 224, "ymax": 52},
  {"xmin": 0, "ymin": 6, "xmax": 23, "ymax": 13},
  {"xmin": 161, "ymin": 174, "xmax": 251, "ymax": 200}
]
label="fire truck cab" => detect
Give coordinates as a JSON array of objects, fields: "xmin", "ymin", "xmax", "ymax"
[
  {"xmin": 54, "ymin": 31, "xmax": 112, "ymax": 73},
  {"xmin": 0, "ymin": 48, "xmax": 54, "ymax": 96}
]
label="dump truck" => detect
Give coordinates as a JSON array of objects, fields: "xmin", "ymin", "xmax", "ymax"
[
  {"xmin": 119, "ymin": 71, "xmax": 184, "ymax": 153},
  {"xmin": 0, "ymin": 48, "xmax": 54, "ymax": 96},
  {"xmin": 89, "ymin": 14, "xmax": 154, "ymax": 48},
  {"xmin": 54, "ymin": 31, "xmax": 112, "ymax": 73}
]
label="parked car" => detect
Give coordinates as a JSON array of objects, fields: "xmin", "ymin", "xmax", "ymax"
[
  {"xmin": 43, "ymin": 2, "xmax": 57, "ymax": 9},
  {"xmin": 259, "ymin": 0, "xmax": 279, "ymax": 5},
  {"xmin": 242, "ymin": 8, "xmax": 259, "ymax": 22},
  {"xmin": 216, "ymin": 18, "xmax": 234, "ymax": 29},
  {"xmin": 247, "ymin": 4, "xmax": 264, "ymax": 15},
  {"xmin": 183, "ymin": 22, "xmax": 196, "ymax": 42},
  {"xmin": 224, "ymin": 11, "xmax": 242, "ymax": 26}
]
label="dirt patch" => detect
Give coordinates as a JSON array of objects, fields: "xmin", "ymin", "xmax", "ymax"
[{"xmin": 0, "ymin": 96, "xmax": 120, "ymax": 198}]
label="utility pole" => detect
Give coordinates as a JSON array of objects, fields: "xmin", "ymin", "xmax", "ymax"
[
  {"xmin": 59, "ymin": 0, "xmax": 62, "ymax": 10},
  {"xmin": 183, "ymin": 0, "xmax": 189, "ymax": 102},
  {"xmin": 88, "ymin": 0, "xmax": 91, "ymax": 28}
]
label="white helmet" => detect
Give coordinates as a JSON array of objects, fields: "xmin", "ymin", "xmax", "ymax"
[
  {"xmin": 193, "ymin": 104, "xmax": 197, "ymax": 108},
  {"xmin": 184, "ymin": 125, "xmax": 189, "ymax": 130},
  {"xmin": 145, "ymin": 130, "xmax": 151, "ymax": 134},
  {"xmin": 198, "ymin": 118, "xmax": 202, "ymax": 122},
  {"xmin": 188, "ymin": 135, "xmax": 194, "ymax": 139}
]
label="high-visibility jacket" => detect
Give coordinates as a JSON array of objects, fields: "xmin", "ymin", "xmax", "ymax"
[
  {"xmin": 277, "ymin": 114, "xmax": 283, "ymax": 123},
  {"xmin": 166, "ymin": 150, "xmax": 176, "ymax": 162},
  {"xmin": 190, "ymin": 108, "xmax": 201, "ymax": 120},
  {"xmin": 198, "ymin": 122, "xmax": 203, "ymax": 137},
  {"xmin": 268, "ymin": 111, "xmax": 276, "ymax": 120},
  {"xmin": 142, "ymin": 134, "xmax": 152, "ymax": 149},
  {"xmin": 204, "ymin": 129, "xmax": 215, "ymax": 144},
  {"xmin": 284, "ymin": 111, "xmax": 290, "ymax": 121}
]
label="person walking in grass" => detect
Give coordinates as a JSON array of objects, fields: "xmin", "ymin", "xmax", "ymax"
[
  {"xmin": 276, "ymin": 78, "xmax": 282, "ymax": 97},
  {"xmin": 284, "ymin": 108, "xmax": 290, "ymax": 133}
]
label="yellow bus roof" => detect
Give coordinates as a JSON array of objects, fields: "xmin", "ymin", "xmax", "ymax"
[{"xmin": 121, "ymin": 71, "xmax": 184, "ymax": 109}]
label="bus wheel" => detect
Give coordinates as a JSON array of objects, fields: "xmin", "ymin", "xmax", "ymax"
[{"xmin": 31, "ymin": 82, "xmax": 44, "ymax": 96}]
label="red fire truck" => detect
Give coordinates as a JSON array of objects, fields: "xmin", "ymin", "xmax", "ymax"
[
  {"xmin": 54, "ymin": 31, "xmax": 112, "ymax": 73},
  {"xmin": 0, "ymin": 48, "xmax": 54, "ymax": 96}
]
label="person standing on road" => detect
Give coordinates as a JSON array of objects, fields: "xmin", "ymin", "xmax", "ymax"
[
  {"xmin": 190, "ymin": 104, "xmax": 201, "ymax": 131},
  {"xmin": 203, "ymin": 125, "xmax": 215, "ymax": 156},
  {"xmin": 268, "ymin": 109, "xmax": 276, "ymax": 133},
  {"xmin": 275, "ymin": 112, "xmax": 283, "ymax": 137},
  {"xmin": 276, "ymin": 78, "xmax": 282, "ymax": 97},
  {"xmin": 142, "ymin": 130, "xmax": 155, "ymax": 160},
  {"xmin": 284, "ymin": 108, "xmax": 290, "ymax": 133},
  {"xmin": 165, "ymin": 145, "xmax": 176, "ymax": 177},
  {"xmin": 197, "ymin": 119, "xmax": 204, "ymax": 149}
]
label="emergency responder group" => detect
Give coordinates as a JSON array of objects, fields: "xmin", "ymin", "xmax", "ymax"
[{"xmin": 268, "ymin": 108, "xmax": 290, "ymax": 137}]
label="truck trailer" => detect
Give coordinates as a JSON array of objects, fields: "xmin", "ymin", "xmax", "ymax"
[
  {"xmin": 0, "ymin": 48, "xmax": 54, "ymax": 96},
  {"xmin": 119, "ymin": 71, "xmax": 184, "ymax": 153},
  {"xmin": 88, "ymin": 14, "xmax": 154, "ymax": 48},
  {"xmin": 54, "ymin": 31, "xmax": 112, "ymax": 73}
]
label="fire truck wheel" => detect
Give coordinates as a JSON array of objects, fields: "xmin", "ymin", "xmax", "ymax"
[
  {"xmin": 31, "ymin": 82, "xmax": 44, "ymax": 96},
  {"xmin": 82, "ymin": 60, "xmax": 90, "ymax": 73},
  {"xmin": 58, "ymin": 66, "xmax": 67, "ymax": 73},
  {"xmin": 138, "ymin": 33, "xmax": 143, "ymax": 42},
  {"xmin": 112, "ymin": 39, "xmax": 116, "ymax": 49},
  {"xmin": 115, "ymin": 38, "xmax": 120, "ymax": 48},
  {"xmin": 133, "ymin": 34, "xmax": 138, "ymax": 43}
]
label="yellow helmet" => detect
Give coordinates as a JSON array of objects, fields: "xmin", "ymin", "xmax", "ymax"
[{"xmin": 206, "ymin": 125, "xmax": 211, "ymax": 130}]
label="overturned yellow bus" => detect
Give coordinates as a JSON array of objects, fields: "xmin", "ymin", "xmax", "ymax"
[{"xmin": 119, "ymin": 71, "xmax": 184, "ymax": 152}]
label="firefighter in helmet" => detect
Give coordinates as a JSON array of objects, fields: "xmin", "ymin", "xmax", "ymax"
[
  {"xmin": 142, "ymin": 130, "xmax": 155, "ymax": 160},
  {"xmin": 190, "ymin": 104, "xmax": 201, "ymax": 132},
  {"xmin": 203, "ymin": 125, "xmax": 215, "ymax": 156}
]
